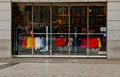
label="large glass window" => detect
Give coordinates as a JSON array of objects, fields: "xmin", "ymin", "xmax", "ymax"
[{"xmin": 12, "ymin": 3, "xmax": 107, "ymax": 57}]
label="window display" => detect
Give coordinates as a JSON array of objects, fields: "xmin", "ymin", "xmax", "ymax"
[{"xmin": 12, "ymin": 3, "xmax": 107, "ymax": 57}]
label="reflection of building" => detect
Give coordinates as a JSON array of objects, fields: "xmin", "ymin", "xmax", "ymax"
[{"xmin": 0, "ymin": 0, "xmax": 120, "ymax": 59}]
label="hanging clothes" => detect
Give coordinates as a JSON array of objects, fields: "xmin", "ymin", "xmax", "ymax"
[
  {"xmin": 52, "ymin": 37, "xmax": 55, "ymax": 46},
  {"xmin": 22, "ymin": 36, "xmax": 28, "ymax": 48},
  {"xmin": 35, "ymin": 37, "xmax": 41, "ymax": 50},
  {"xmin": 89, "ymin": 38, "xmax": 98, "ymax": 48},
  {"xmin": 81, "ymin": 38, "xmax": 87, "ymax": 48},
  {"xmin": 55, "ymin": 37, "xmax": 66, "ymax": 46},
  {"xmin": 98, "ymin": 37, "xmax": 102, "ymax": 48},
  {"xmin": 40, "ymin": 37, "xmax": 46, "ymax": 48},
  {"xmin": 67, "ymin": 38, "xmax": 73, "ymax": 46},
  {"xmin": 39, "ymin": 37, "xmax": 42, "ymax": 48},
  {"xmin": 27, "ymin": 37, "xmax": 32, "ymax": 49},
  {"xmin": 29, "ymin": 37, "xmax": 36, "ymax": 49},
  {"xmin": 42, "ymin": 37, "xmax": 46, "ymax": 48},
  {"xmin": 89, "ymin": 37, "xmax": 102, "ymax": 48},
  {"xmin": 29, "ymin": 37, "xmax": 33, "ymax": 48},
  {"xmin": 22, "ymin": 36, "xmax": 36, "ymax": 49}
]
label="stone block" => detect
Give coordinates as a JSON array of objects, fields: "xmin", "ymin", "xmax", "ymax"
[
  {"xmin": 108, "ymin": 11, "xmax": 120, "ymax": 20},
  {"xmin": 0, "ymin": 39, "xmax": 11, "ymax": 58},
  {"xmin": 0, "ymin": 21, "xmax": 11, "ymax": 30},
  {"xmin": 108, "ymin": 40, "xmax": 120, "ymax": 58},
  {"xmin": 0, "ymin": 11, "xmax": 11, "ymax": 20},
  {"xmin": 108, "ymin": 21, "xmax": 120, "ymax": 30},
  {"xmin": 108, "ymin": 31, "xmax": 120, "ymax": 41}
]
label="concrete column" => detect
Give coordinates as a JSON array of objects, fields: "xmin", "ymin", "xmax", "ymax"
[{"xmin": 0, "ymin": 0, "xmax": 11, "ymax": 58}]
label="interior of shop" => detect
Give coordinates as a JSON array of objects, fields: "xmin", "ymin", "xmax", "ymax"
[{"xmin": 12, "ymin": 3, "xmax": 107, "ymax": 57}]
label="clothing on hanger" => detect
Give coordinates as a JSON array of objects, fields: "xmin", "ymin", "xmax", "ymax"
[{"xmin": 67, "ymin": 38, "xmax": 73, "ymax": 46}]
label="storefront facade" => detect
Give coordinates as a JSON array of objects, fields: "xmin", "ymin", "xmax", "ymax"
[{"xmin": 0, "ymin": 0, "xmax": 120, "ymax": 58}]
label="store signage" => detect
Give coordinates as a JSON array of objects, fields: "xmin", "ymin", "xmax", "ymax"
[{"xmin": 100, "ymin": 27, "xmax": 106, "ymax": 32}]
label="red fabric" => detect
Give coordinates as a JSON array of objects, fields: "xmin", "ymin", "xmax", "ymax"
[
  {"xmin": 89, "ymin": 38, "xmax": 99, "ymax": 48},
  {"xmin": 55, "ymin": 38, "xmax": 66, "ymax": 46},
  {"xmin": 22, "ymin": 36, "xmax": 28, "ymax": 48},
  {"xmin": 81, "ymin": 37, "xmax": 99, "ymax": 48},
  {"xmin": 81, "ymin": 38, "xmax": 87, "ymax": 48}
]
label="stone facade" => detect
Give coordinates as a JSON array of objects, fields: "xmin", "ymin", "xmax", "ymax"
[
  {"xmin": 0, "ymin": 1, "xmax": 11, "ymax": 58},
  {"xmin": 107, "ymin": 0, "xmax": 120, "ymax": 58},
  {"xmin": 0, "ymin": 0, "xmax": 120, "ymax": 58}
]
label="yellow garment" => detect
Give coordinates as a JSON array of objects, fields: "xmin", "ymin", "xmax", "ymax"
[
  {"xmin": 98, "ymin": 37, "xmax": 102, "ymax": 48},
  {"xmin": 27, "ymin": 37, "xmax": 31, "ymax": 49},
  {"xmin": 30, "ymin": 37, "xmax": 36, "ymax": 49},
  {"xmin": 34, "ymin": 38, "xmax": 36, "ymax": 49},
  {"xmin": 30, "ymin": 37, "xmax": 33, "ymax": 49},
  {"xmin": 27, "ymin": 37, "xmax": 36, "ymax": 49}
]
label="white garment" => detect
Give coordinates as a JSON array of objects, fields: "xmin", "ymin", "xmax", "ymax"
[
  {"xmin": 67, "ymin": 38, "xmax": 73, "ymax": 46},
  {"xmin": 35, "ymin": 37, "xmax": 41, "ymax": 50},
  {"xmin": 41, "ymin": 37, "xmax": 46, "ymax": 48},
  {"xmin": 39, "ymin": 37, "xmax": 43, "ymax": 48}
]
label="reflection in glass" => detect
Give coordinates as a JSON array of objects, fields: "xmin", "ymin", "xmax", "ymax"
[
  {"xmin": 33, "ymin": 6, "xmax": 50, "ymax": 33},
  {"xmin": 89, "ymin": 5, "xmax": 106, "ymax": 33},
  {"xmin": 70, "ymin": 6, "xmax": 87, "ymax": 33},
  {"xmin": 52, "ymin": 6, "xmax": 69, "ymax": 33},
  {"xmin": 70, "ymin": 34, "xmax": 87, "ymax": 55}
]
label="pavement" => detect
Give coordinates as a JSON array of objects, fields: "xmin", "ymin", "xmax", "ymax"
[{"xmin": 0, "ymin": 58, "xmax": 120, "ymax": 77}]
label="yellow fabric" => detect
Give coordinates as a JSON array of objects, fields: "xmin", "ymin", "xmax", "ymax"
[
  {"xmin": 27, "ymin": 37, "xmax": 36, "ymax": 49},
  {"xmin": 27, "ymin": 37, "xmax": 31, "ymax": 49},
  {"xmin": 30, "ymin": 37, "xmax": 32, "ymax": 49},
  {"xmin": 34, "ymin": 38, "xmax": 36, "ymax": 49},
  {"xmin": 98, "ymin": 37, "xmax": 102, "ymax": 48}
]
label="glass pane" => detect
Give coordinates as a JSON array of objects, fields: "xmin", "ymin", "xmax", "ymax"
[
  {"xmin": 33, "ymin": 6, "xmax": 50, "ymax": 33},
  {"xmin": 89, "ymin": 5, "xmax": 106, "ymax": 33},
  {"xmin": 96, "ymin": 6, "xmax": 104, "ymax": 15},
  {"xmin": 89, "ymin": 6, "xmax": 95, "ymax": 16},
  {"xmin": 33, "ymin": 6, "xmax": 50, "ymax": 55},
  {"xmin": 88, "ymin": 34, "xmax": 107, "ymax": 56},
  {"xmin": 52, "ymin": 34, "xmax": 69, "ymax": 55},
  {"xmin": 96, "ymin": 17, "xmax": 106, "ymax": 25},
  {"xmin": 70, "ymin": 6, "xmax": 87, "ymax": 33},
  {"xmin": 52, "ymin": 6, "xmax": 69, "ymax": 33},
  {"xmin": 70, "ymin": 34, "xmax": 87, "ymax": 55},
  {"xmin": 12, "ymin": 3, "xmax": 32, "ymax": 55}
]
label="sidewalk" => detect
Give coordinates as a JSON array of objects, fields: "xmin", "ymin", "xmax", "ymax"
[
  {"xmin": 0, "ymin": 58, "xmax": 120, "ymax": 77},
  {"xmin": 0, "ymin": 58, "xmax": 120, "ymax": 64}
]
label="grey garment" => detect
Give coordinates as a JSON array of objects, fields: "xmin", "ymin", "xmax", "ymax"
[{"xmin": 41, "ymin": 37, "xmax": 46, "ymax": 48}]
